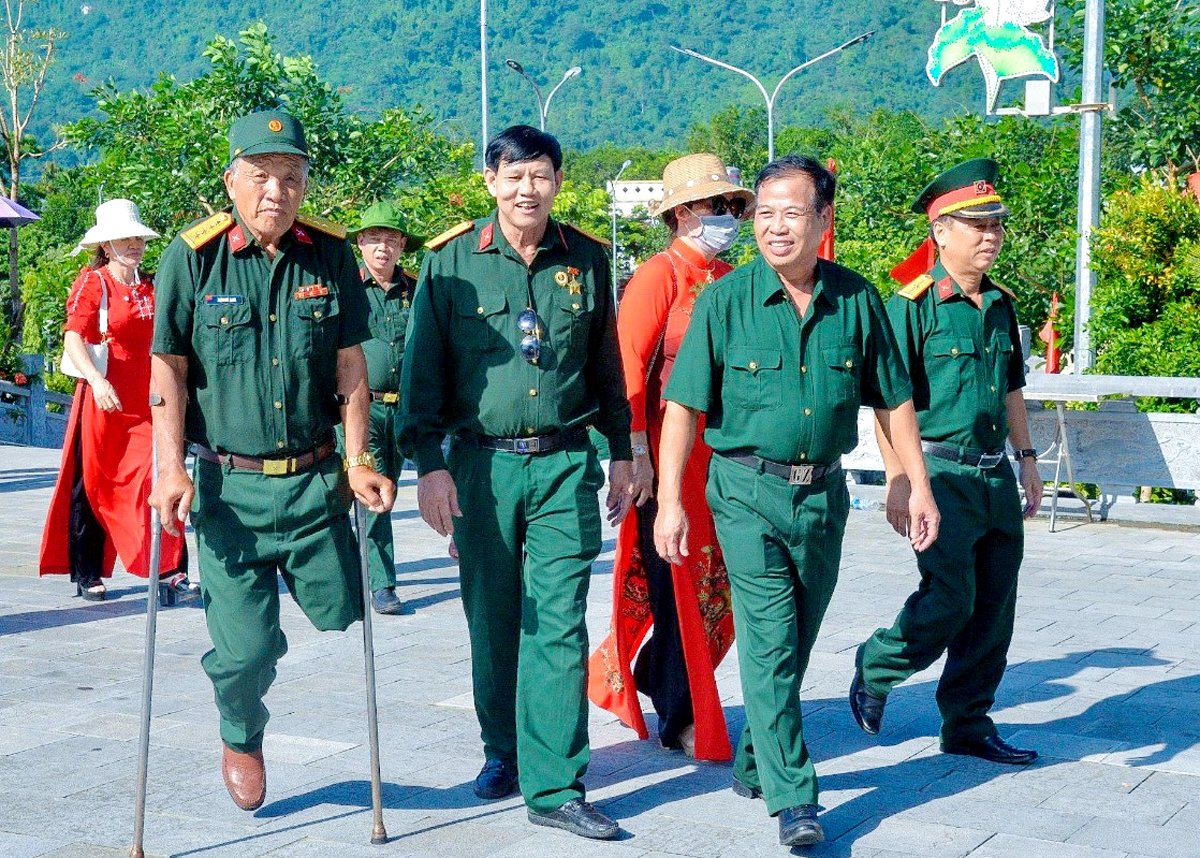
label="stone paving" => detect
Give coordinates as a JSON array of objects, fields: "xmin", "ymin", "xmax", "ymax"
[{"xmin": 1, "ymin": 443, "xmax": 1199, "ymax": 858}]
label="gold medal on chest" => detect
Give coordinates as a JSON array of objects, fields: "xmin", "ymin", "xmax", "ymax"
[{"xmin": 556, "ymin": 267, "xmax": 583, "ymax": 296}]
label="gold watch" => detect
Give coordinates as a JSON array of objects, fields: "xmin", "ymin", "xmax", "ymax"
[{"xmin": 344, "ymin": 451, "xmax": 377, "ymax": 471}]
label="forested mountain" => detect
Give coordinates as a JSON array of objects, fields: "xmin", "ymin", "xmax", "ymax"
[{"xmin": 28, "ymin": 0, "xmax": 1050, "ymax": 152}]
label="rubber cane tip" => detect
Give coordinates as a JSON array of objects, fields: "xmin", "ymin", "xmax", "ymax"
[
  {"xmin": 130, "ymin": 847, "xmax": 145, "ymax": 858},
  {"xmin": 370, "ymin": 824, "xmax": 388, "ymax": 845}
]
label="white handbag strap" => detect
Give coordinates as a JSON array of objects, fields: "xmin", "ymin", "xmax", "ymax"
[{"xmin": 96, "ymin": 268, "xmax": 109, "ymax": 339}]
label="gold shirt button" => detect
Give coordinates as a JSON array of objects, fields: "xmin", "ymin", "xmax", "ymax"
[
  {"xmin": 572, "ymin": 303, "xmax": 580, "ymax": 310},
  {"xmin": 748, "ymin": 361, "xmax": 759, "ymax": 371},
  {"xmin": 272, "ymin": 357, "xmax": 279, "ymax": 366},
  {"xmin": 277, "ymin": 440, "xmax": 285, "ymax": 449},
  {"xmin": 986, "ymin": 347, "xmax": 991, "ymax": 354},
  {"xmin": 804, "ymin": 408, "xmax": 812, "ymax": 416},
  {"xmin": 313, "ymin": 310, "xmax": 322, "ymax": 319},
  {"xmin": 527, "ymin": 427, "xmax": 536, "ymax": 434},
  {"xmin": 800, "ymin": 452, "xmax": 808, "ymax": 461},
  {"xmin": 529, "ymin": 388, "xmax": 538, "ymax": 397},
  {"xmin": 220, "ymin": 316, "xmax": 229, "ymax": 325},
  {"xmin": 845, "ymin": 359, "xmax": 854, "ymax": 367},
  {"xmin": 801, "ymin": 365, "xmax": 808, "ymax": 373},
  {"xmin": 269, "ymin": 313, "xmax": 277, "ymax": 323},
  {"xmin": 990, "ymin": 385, "xmax": 997, "ymax": 392},
  {"xmin": 477, "ymin": 306, "xmax": 485, "ymax": 315},
  {"xmin": 274, "ymin": 401, "xmax": 282, "ymax": 410},
  {"xmin": 950, "ymin": 348, "xmax": 959, "ymax": 355}
]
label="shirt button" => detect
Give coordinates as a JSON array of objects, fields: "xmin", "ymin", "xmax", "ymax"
[
  {"xmin": 527, "ymin": 427, "xmax": 536, "ymax": 434},
  {"xmin": 990, "ymin": 385, "xmax": 997, "ymax": 392},
  {"xmin": 272, "ymin": 357, "xmax": 279, "ymax": 366},
  {"xmin": 274, "ymin": 401, "xmax": 282, "ymax": 410},
  {"xmin": 477, "ymin": 306, "xmax": 485, "ymax": 315},
  {"xmin": 529, "ymin": 388, "xmax": 538, "ymax": 397},
  {"xmin": 845, "ymin": 359, "xmax": 854, "ymax": 368},
  {"xmin": 992, "ymin": 423, "xmax": 998, "ymax": 431},
  {"xmin": 951, "ymin": 348, "xmax": 959, "ymax": 355},
  {"xmin": 269, "ymin": 313, "xmax": 277, "ymax": 323},
  {"xmin": 800, "ymin": 452, "xmax": 808, "ymax": 461},
  {"xmin": 313, "ymin": 310, "xmax": 322, "ymax": 319},
  {"xmin": 572, "ymin": 303, "xmax": 580, "ymax": 310},
  {"xmin": 277, "ymin": 440, "xmax": 285, "ymax": 449},
  {"xmin": 748, "ymin": 361, "xmax": 759, "ymax": 370},
  {"xmin": 801, "ymin": 365, "xmax": 808, "ymax": 374},
  {"xmin": 986, "ymin": 347, "xmax": 991, "ymax": 354},
  {"xmin": 387, "ymin": 316, "xmax": 393, "ymax": 322},
  {"xmin": 804, "ymin": 408, "xmax": 812, "ymax": 416}
]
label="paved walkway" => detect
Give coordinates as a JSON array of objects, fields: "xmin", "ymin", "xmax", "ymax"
[{"xmin": 1, "ymin": 443, "xmax": 1198, "ymax": 858}]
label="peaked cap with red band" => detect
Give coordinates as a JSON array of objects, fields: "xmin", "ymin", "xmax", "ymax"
[{"xmin": 890, "ymin": 158, "xmax": 1009, "ymax": 286}]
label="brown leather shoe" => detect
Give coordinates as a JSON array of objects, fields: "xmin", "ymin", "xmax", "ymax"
[{"xmin": 221, "ymin": 743, "xmax": 266, "ymax": 810}]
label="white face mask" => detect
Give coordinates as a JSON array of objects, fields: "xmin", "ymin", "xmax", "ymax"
[{"xmin": 692, "ymin": 214, "xmax": 740, "ymax": 255}]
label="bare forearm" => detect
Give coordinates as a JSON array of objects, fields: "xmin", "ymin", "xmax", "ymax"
[
  {"xmin": 337, "ymin": 345, "xmax": 371, "ymax": 458},
  {"xmin": 150, "ymin": 355, "xmax": 189, "ymax": 476},
  {"xmin": 873, "ymin": 413, "xmax": 905, "ymax": 481},
  {"xmin": 875, "ymin": 400, "xmax": 933, "ymax": 494},
  {"xmin": 656, "ymin": 401, "xmax": 699, "ymax": 506},
  {"xmin": 1005, "ymin": 390, "xmax": 1034, "ymax": 450}
]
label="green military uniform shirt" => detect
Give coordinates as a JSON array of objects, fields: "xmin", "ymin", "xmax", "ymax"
[
  {"xmin": 360, "ymin": 267, "xmax": 414, "ymax": 392},
  {"xmin": 402, "ymin": 212, "xmax": 633, "ymax": 473},
  {"xmin": 666, "ymin": 255, "xmax": 912, "ymax": 464},
  {"xmin": 152, "ymin": 208, "xmax": 370, "ymax": 457},
  {"xmin": 889, "ymin": 260, "xmax": 1025, "ymax": 451}
]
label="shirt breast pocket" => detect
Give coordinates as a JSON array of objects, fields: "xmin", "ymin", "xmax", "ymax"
[
  {"xmin": 454, "ymin": 292, "xmax": 510, "ymax": 355},
  {"xmin": 292, "ymin": 293, "xmax": 341, "ymax": 360},
  {"xmin": 824, "ymin": 344, "xmax": 864, "ymax": 410},
  {"xmin": 201, "ymin": 302, "xmax": 254, "ymax": 367},
  {"xmin": 557, "ymin": 287, "xmax": 594, "ymax": 352},
  {"xmin": 727, "ymin": 347, "xmax": 782, "ymax": 411},
  {"xmin": 927, "ymin": 336, "xmax": 978, "ymax": 395}
]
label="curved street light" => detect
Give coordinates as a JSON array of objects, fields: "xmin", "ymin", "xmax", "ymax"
[
  {"xmin": 671, "ymin": 31, "xmax": 874, "ymax": 162},
  {"xmin": 505, "ymin": 59, "xmax": 583, "ymax": 131}
]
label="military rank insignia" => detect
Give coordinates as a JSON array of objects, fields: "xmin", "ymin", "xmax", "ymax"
[
  {"xmin": 204, "ymin": 294, "xmax": 244, "ymax": 305},
  {"xmin": 294, "ymin": 284, "xmax": 331, "ymax": 300},
  {"xmin": 555, "ymin": 267, "xmax": 583, "ymax": 296}
]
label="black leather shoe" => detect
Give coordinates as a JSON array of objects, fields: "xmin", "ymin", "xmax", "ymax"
[
  {"xmin": 732, "ymin": 776, "xmax": 762, "ymax": 800},
  {"xmin": 778, "ymin": 805, "xmax": 824, "ymax": 847},
  {"xmin": 528, "ymin": 799, "xmax": 619, "ymax": 840},
  {"xmin": 371, "ymin": 587, "xmax": 405, "ymax": 615},
  {"xmin": 850, "ymin": 668, "xmax": 886, "ymax": 735},
  {"xmin": 941, "ymin": 734, "xmax": 1038, "ymax": 765},
  {"xmin": 473, "ymin": 758, "xmax": 518, "ymax": 799}
]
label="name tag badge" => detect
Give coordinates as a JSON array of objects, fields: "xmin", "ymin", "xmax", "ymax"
[
  {"xmin": 204, "ymin": 294, "xmax": 244, "ymax": 305},
  {"xmin": 294, "ymin": 284, "xmax": 331, "ymax": 300}
]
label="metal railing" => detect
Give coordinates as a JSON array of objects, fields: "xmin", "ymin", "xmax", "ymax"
[{"xmin": 0, "ymin": 355, "xmax": 74, "ymax": 448}]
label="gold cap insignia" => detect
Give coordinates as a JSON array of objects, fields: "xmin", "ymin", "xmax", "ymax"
[{"xmin": 268, "ymin": 119, "xmax": 283, "ymax": 132}]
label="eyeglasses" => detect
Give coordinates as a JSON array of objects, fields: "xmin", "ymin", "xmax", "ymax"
[
  {"xmin": 518, "ymin": 308, "xmax": 542, "ymax": 365},
  {"xmin": 706, "ymin": 196, "xmax": 747, "ymax": 219}
]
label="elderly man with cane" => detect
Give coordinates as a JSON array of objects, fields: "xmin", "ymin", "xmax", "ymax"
[{"xmin": 146, "ymin": 110, "xmax": 394, "ymax": 816}]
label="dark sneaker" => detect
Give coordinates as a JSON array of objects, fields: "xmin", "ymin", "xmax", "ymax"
[
  {"xmin": 473, "ymin": 758, "xmax": 518, "ymax": 799},
  {"xmin": 941, "ymin": 735, "xmax": 1038, "ymax": 765},
  {"xmin": 528, "ymin": 799, "xmax": 619, "ymax": 840},
  {"xmin": 778, "ymin": 804, "xmax": 824, "ymax": 847},
  {"xmin": 371, "ymin": 587, "xmax": 405, "ymax": 615}
]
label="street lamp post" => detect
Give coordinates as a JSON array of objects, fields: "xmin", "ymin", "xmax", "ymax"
[
  {"xmin": 480, "ymin": 0, "xmax": 489, "ymax": 153},
  {"xmin": 610, "ymin": 159, "xmax": 633, "ymax": 300},
  {"xmin": 505, "ymin": 59, "xmax": 583, "ymax": 131},
  {"xmin": 671, "ymin": 31, "xmax": 873, "ymax": 162}
]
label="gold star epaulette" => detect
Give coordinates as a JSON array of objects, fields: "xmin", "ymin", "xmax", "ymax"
[
  {"xmin": 180, "ymin": 212, "xmax": 234, "ymax": 250},
  {"xmin": 425, "ymin": 220, "xmax": 475, "ymax": 250},
  {"xmin": 295, "ymin": 213, "xmax": 347, "ymax": 239},
  {"xmin": 562, "ymin": 222, "xmax": 611, "ymax": 248},
  {"xmin": 897, "ymin": 274, "xmax": 935, "ymax": 301}
]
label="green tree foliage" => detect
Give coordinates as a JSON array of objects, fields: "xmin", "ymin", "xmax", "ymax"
[
  {"xmin": 1089, "ymin": 179, "xmax": 1200, "ymax": 384},
  {"xmin": 1062, "ymin": 0, "xmax": 1200, "ymax": 177}
]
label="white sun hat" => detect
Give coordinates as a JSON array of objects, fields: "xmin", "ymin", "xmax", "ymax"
[{"xmin": 73, "ymin": 199, "xmax": 161, "ymax": 255}]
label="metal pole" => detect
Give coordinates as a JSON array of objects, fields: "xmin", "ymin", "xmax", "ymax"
[
  {"xmin": 610, "ymin": 160, "xmax": 632, "ymax": 302},
  {"xmin": 543, "ymin": 67, "xmax": 582, "ymax": 132},
  {"xmin": 1073, "ymin": 0, "xmax": 1105, "ymax": 372},
  {"xmin": 766, "ymin": 102, "xmax": 775, "ymax": 163},
  {"xmin": 129, "ymin": 435, "xmax": 164, "ymax": 858},
  {"xmin": 480, "ymin": 0, "xmax": 489, "ymax": 155},
  {"xmin": 355, "ymin": 501, "xmax": 387, "ymax": 845}
]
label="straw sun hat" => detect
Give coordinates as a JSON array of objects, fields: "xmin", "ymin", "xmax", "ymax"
[
  {"xmin": 648, "ymin": 153, "xmax": 755, "ymax": 218},
  {"xmin": 73, "ymin": 199, "xmax": 161, "ymax": 255}
]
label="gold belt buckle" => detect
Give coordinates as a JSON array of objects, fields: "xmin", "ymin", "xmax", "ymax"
[
  {"xmin": 262, "ymin": 457, "xmax": 293, "ymax": 476},
  {"xmin": 788, "ymin": 464, "xmax": 814, "ymax": 485},
  {"xmin": 381, "ymin": 392, "xmax": 399, "ymax": 404}
]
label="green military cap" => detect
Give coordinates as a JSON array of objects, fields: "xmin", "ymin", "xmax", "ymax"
[
  {"xmin": 912, "ymin": 158, "xmax": 1009, "ymax": 219},
  {"xmin": 348, "ymin": 200, "xmax": 425, "ymax": 250},
  {"xmin": 228, "ymin": 110, "xmax": 309, "ymax": 163}
]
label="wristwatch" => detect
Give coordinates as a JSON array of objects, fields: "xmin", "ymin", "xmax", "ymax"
[
  {"xmin": 633, "ymin": 443, "xmax": 649, "ymax": 457},
  {"xmin": 344, "ymin": 451, "xmax": 377, "ymax": 471},
  {"xmin": 1013, "ymin": 448, "xmax": 1038, "ymax": 462}
]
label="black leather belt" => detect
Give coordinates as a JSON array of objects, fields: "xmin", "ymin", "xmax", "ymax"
[
  {"xmin": 922, "ymin": 441, "xmax": 1006, "ymax": 469},
  {"xmin": 370, "ymin": 390, "xmax": 400, "ymax": 404},
  {"xmin": 720, "ymin": 452, "xmax": 841, "ymax": 485},
  {"xmin": 466, "ymin": 427, "xmax": 588, "ymax": 455},
  {"xmin": 192, "ymin": 438, "xmax": 337, "ymax": 476}
]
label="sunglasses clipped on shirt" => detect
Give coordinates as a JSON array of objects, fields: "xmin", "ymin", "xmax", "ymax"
[{"xmin": 518, "ymin": 307, "xmax": 542, "ymax": 365}]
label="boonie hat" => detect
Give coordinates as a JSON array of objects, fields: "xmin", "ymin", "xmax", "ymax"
[
  {"xmin": 228, "ymin": 110, "xmax": 309, "ymax": 163},
  {"xmin": 348, "ymin": 200, "xmax": 425, "ymax": 250},
  {"xmin": 73, "ymin": 199, "xmax": 160, "ymax": 255},
  {"xmin": 648, "ymin": 153, "xmax": 754, "ymax": 218}
]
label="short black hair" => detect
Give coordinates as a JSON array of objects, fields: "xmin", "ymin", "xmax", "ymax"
[
  {"xmin": 754, "ymin": 155, "xmax": 836, "ymax": 212},
  {"xmin": 485, "ymin": 125, "xmax": 563, "ymax": 172}
]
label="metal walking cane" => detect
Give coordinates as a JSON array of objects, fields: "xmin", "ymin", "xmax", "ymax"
[
  {"xmin": 354, "ymin": 499, "xmax": 388, "ymax": 844},
  {"xmin": 130, "ymin": 424, "xmax": 164, "ymax": 858}
]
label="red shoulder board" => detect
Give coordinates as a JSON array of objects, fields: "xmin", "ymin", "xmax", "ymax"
[
  {"xmin": 937, "ymin": 277, "xmax": 954, "ymax": 300},
  {"xmin": 478, "ymin": 222, "xmax": 494, "ymax": 251},
  {"xmin": 291, "ymin": 223, "xmax": 314, "ymax": 245},
  {"xmin": 228, "ymin": 225, "xmax": 248, "ymax": 254}
]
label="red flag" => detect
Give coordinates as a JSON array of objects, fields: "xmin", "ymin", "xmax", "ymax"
[{"xmin": 819, "ymin": 158, "xmax": 836, "ymax": 261}]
